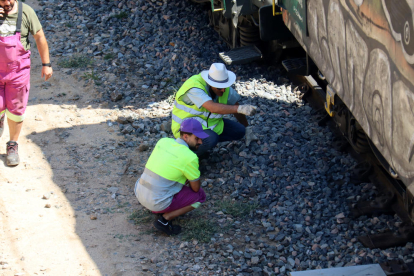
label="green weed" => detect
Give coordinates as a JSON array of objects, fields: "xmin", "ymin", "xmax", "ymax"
[
  {"xmin": 128, "ymin": 209, "xmax": 154, "ymax": 224},
  {"xmin": 58, "ymin": 55, "xmax": 94, "ymax": 68},
  {"xmin": 104, "ymin": 53, "xmax": 115, "ymax": 60},
  {"xmin": 112, "ymin": 233, "xmax": 137, "ymax": 242},
  {"xmin": 139, "ymin": 229, "xmax": 154, "ymax": 236},
  {"xmin": 213, "ymin": 199, "xmax": 258, "ymax": 217},
  {"xmin": 103, "ymin": 207, "xmax": 115, "ymax": 214},
  {"xmin": 82, "ymin": 70, "xmax": 100, "ymax": 81},
  {"xmin": 178, "ymin": 216, "xmax": 218, "ymax": 243},
  {"xmin": 175, "ymin": 209, "xmax": 220, "ymax": 243},
  {"xmin": 113, "ymin": 11, "xmax": 128, "ymax": 19}
]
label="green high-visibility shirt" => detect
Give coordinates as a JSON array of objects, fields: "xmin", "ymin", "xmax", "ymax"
[{"xmin": 135, "ymin": 138, "xmax": 200, "ymax": 211}]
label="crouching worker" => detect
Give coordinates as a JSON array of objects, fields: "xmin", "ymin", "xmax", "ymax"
[{"xmin": 134, "ymin": 118, "xmax": 208, "ymax": 236}]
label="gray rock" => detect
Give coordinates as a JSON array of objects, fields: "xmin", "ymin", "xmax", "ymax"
[
  {"xmin": 110, "ymin": 91, "xmax": 123, "ymax": 102},
  {"xmin": 245, "ymin": 126, "xmax": 258, "ymax": 146},
  {"xmin": 138, "ymin": 143, "xmax": 149, "ymax": 152},
  {"xmin": 107, "ymin": 187, "xmax": 119, "ymax": 194},
  {"xmin": 251, "ymin": 256, "xmax": 259, "ymax": 265},
  {"xmin": 121, "ymin": 125, "xmax": 134, "ymax": 134},
  {"xmin": 160, "ymin": 121, "xmax": 171, "ymax": 133}
]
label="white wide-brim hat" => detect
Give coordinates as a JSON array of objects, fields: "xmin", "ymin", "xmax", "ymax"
[{"xmin": 200, "ymin": 63, "xmax": 236, "ymax": 89}]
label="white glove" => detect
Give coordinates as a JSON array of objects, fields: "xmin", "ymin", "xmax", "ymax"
[{"xmin": 237, "ymin": 105, "xmax": 257, "ymax": 116}]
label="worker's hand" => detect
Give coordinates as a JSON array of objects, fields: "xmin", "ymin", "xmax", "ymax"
[
  {"xmin": 41, "ymin": 66, "xmax": 53, "ymax": 81},
  {"xmin": 0, "ymin": 7, "xmax": 4, "ymax": 17},
  {"xmin": 237, "ymin": 105, "xmax": 257, "ymax": 116}
]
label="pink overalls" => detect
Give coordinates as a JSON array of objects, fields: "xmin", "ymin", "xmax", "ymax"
[{"xmin": 0, "ymin": 0, "xmax": 31, "ymax": 123}]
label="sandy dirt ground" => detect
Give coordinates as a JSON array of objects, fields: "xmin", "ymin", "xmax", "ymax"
[{"xmin": 0, "ymin": 2, "xmax": 167, "ymax": 275}]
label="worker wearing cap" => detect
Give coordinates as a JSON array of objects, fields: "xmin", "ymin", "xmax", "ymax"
[
  {"xmin": 134, "ymin": 118, "xmax": 208, "ymax": 236},
  {"xmin": 171, "ymin": 63, "xmax": 257, "ymax": 157}
]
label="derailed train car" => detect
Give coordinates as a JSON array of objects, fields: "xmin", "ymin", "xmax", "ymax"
[{"xmin": 206, "ymin": 0, "xmax": 414, "ymax": 225}]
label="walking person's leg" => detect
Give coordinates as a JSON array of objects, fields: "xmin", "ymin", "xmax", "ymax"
[
  {"xmin": 0, "ymin": 81, "xmax": 5, "ymax": 138},
  {"xmin": 4, "ymin": 65, "xmax": 30, "ymax": 166},
  {"xmin": 8, "ymin": 119, "xmax": 23, "ymax": 141}
]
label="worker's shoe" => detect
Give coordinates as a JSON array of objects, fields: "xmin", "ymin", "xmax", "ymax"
[
  {"xmin": 6, "ymin": 141, "xmax": 20, "ymax": 166},
  {"xmin": 0, "ymin": 113, "xmax": 4, "ymax": 138},
  {"xmin": 153, "ymin": 215, "xmax": 182, "ymax": 236}
]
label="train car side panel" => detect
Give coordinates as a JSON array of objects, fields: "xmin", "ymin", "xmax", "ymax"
[{"xmin": 281, "ymin": 0, "xmax": 414, "ymax": 190}]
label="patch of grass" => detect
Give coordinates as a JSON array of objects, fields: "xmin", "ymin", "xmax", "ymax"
[
  {"xmin": 82, "ymin": 70, "xmax": 100, "ymax": 81},
  {"xmin": 117, "ymin": 201, "xmax": 130, "ymax": 209},
  {"xmin": 178, "ymin": 216, "xmax": 218, "ymax": 243},
  {"xmin": 128, "ymin": 209, "xmax": 154, "ymax": 224},
  {"xmin": 139, "ymin": 229, "xmax": 154, "ymax": 236},
  {"xmin": 175, "ymin": 209, "xmax": 224, "ymax": 243},
  {"xmin": 112, "ymin": 233, "xmax": 138, "ymax": 242},
  {"xmin": 104, "ymin": 53, "xmax": 115, "ymax": 60},
  {"xmin": 113, "ymin": 11, "xmax": 128, "ymax": 19},
  {"xmin": 103, "ymin": 207, "xmax": 116, "ymax": 214},
  {"xmin": 213, "ymin": 199, "xmax": 259, "ymax": 217},
  {"xmin": 58, "ymin": 54, "xmax": 94, "ymax": 68}
]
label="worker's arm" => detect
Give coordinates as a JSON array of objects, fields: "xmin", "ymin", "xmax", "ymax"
[
  {"xmin": 202, "ymin": 100, "xmax": 256, "ymax": 119},
  {"xmin": 202, "ymin": 100, "xmax": 238, "ymax": 114},
  {"xmin": 188, "ymin": 179, "xmax": 201, "ymax": 192},
  {"xmin": 33, "ymin": 29, "xmax": 53, "ymax": 81}
]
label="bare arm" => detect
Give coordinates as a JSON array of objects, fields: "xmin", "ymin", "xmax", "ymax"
[
  {"xmin": 202, "ymin": 100, "xmax": 238, "ymax": 114},
  {"xmin": 188, "ymin": 179, "xmax": 201, "ymax": 192},
  {"xmin": 33, "ymin": 29, "xmax": 53, "ymax": 81}
]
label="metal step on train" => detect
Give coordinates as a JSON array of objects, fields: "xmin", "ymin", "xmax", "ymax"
[
  {"xmin": 282, "ymin": 57, "xmax": 307, "ymax": 75},
  {"xmin": 219, "ymin": 45, "xmax": 263, "ymax": 65}
]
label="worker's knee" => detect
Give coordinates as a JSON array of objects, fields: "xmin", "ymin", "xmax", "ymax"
[
  {"xmin": 233, "ymin": 124, "xmax": 246, "ymax": 140},
  {"xmin": 201, "ymin": 131, "xmax": 219, "ymax": 149}
]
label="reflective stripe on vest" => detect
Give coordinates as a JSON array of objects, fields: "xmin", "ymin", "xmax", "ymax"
[
  {"xmin": 171, "ymin": 113, "xmax": 217, "ymax": 130},
  {"xmin": 139, "ymin": 167, "xmax": 178, "ymax": 191},
  {"xmin": 174, "ymin": 100, "xmax": 223, "ymax": 119}
]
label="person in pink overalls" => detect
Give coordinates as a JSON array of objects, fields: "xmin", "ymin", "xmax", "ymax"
[{"xmin": 0, "ymin": 0, "xmax": 52, "ymax": 166}]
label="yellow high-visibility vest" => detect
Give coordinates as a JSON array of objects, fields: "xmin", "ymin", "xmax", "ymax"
[{"xmin": 171, "ymin": 74, "xmax": 229, "ymax": 138}]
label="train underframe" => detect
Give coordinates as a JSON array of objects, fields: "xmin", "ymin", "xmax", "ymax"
[{"xmin": 205, "ymin": 0, "xmax": 299, "ymax": 64}]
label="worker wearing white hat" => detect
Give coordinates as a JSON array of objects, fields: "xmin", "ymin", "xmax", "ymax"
[{"xmin": 171, "ymin": 63, "xmax": 257, "ymax": 157}]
